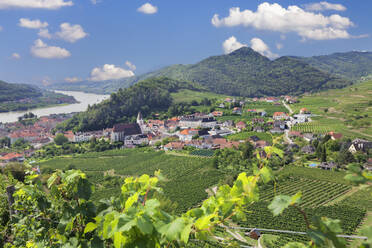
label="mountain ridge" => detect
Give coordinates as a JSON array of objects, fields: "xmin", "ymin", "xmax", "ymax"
[{"xmin": 49, "ymin": 47, "xmax": 355, "ymax": 96}]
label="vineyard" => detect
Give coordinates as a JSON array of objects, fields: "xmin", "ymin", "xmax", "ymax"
[
  {"xmin": 37, "ymin": 148, "xmax": 227, "ymax": 213},
  {"xmin": 189, "ymin": 149, "xmax": 215, "ymax": 157},
  {"xmin": 339, "ymin": 186, "xmax": 372, "ymax": 211},
  {"xmin": 238, "ymin": 202, "xmax": 366, "ymax": 247},
  {"xmin": 291, "ymin": 122, "xmax": 332, "ymax": 134},
  {"xmin": 260, "ymin": 176, "xmax": 351, "ymax": 208}
]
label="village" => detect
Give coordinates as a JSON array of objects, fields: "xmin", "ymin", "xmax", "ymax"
[{"xmin": 1, "ymin": 95, "xmax": 371, "ymax": 171}]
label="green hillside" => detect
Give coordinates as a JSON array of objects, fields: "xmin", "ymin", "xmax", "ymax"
[
  {"xmin": 59, "ymin": 77, "xmax": 206, "ymax": 131},
  {"xmin": 292, "ymin": 80, "xmax": 372, "ymax": 139},
  {"xmin": 0, "ymin": 80, "xmax": 42, "ymax": 103},
  {"xmin": 295, "ymin": 51, "xmax": 372, "ymax": 80},
  {"xmin": 49, "ymin": 47, "xmax": 351, "ymax": 97}
]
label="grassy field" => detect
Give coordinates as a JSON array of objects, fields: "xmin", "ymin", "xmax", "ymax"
[
  {"xmin": 36, "ymin": 148, "xmax": 227, "ymax": 213},
  {"xmin": 171, "ymin": 89, "xmax": 228, "ymax": 104},
  {"xmin": 292, "ymin": 80, "xmax": 372, "ymax": 139},
  {"xmin": 226, "ymin": 131, "xmax": 273, "ymax": 143}
]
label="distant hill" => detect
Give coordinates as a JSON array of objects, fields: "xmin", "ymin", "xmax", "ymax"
[
  {"xmin": 49, "ymin": 47, "xmax": 352, "ymax": 97},
  {"xmin": 58, "ymin": 77, "xmax": 205, "ymax": 131},
  {"xmin": 0, "ymin": 80, "xmax": 77, "ymax": 113},
  {"xmin": 294, "ymin": 51, "xmax": 372, "ymax": 80},
  {"xmin": 0, "ymin": 80, "xmax": 42, "ymax": 103}
]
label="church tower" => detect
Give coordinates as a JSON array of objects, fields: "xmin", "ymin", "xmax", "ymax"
[{"xmin": 137, "ymin": 112, "xmax": 145, "ymax": 133}]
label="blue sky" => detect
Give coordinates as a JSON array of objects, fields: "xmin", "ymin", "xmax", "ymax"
[{"xmin": 0, "ymin": 0, "xmax": 371, "ymax": 86}]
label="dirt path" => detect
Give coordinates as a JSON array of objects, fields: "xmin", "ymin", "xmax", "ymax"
[{"xmin": 282, "ymin": 101, "xmax": 293, "ymax": 114}]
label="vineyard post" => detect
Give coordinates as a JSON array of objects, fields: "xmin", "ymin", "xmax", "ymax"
[{"xmin": 6, "ymin": 185, "xmax": 16, "ymax": 215}]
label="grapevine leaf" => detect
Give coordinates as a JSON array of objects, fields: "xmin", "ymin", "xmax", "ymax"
[
  {"xmin": 125, "ymin": 192, "xmax": 139, "ymax": 210},
  {"xmin": 136, "ymin": 215, "xmax": 153, "ymax": 235},
  {"xmin": 158, "ymin": 217, "xmax": 186, "ymax": 241},
  {"xmin": 180, "ymin": 222, "xmax": 193, "ymax": 244},
  {"xmin": 268, "ymin": 192, "xmax": 302, "ymax": 217},
  {"xmin": 259, "ymin": 167, "xmax": 273, "ymax": 183},
  {"xmin": 194, "ymin": 214, "xmax": 215, "ymax": 230},
  {"xmin": 268, "ymin": 195, "xmax": 292, "ymax": 216},
  {"xmin": 84, "ymin": 222, "xmax": 97, "ymax": 234}
]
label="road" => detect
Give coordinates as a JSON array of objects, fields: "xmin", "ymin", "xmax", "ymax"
[{"xmin": 282, "ymin": 100, "xmax": 293, "ymax": 114}]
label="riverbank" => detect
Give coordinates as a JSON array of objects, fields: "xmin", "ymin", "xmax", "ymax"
[{"xmin": 0, "ymin": 91, "xmax": 109, "ymax": 123}]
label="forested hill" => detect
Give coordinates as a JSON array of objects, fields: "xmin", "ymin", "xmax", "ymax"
[
  {"xmin": 58, "ymin": 77, "xmax": 205, "ymax": 131},
  {"xmin": 294, "ymin": 51, "xmax": 372, "ymax": 80},
  {"xmin": 0, "ymin": 80, "xmax": 42, "ymax": 103},
  {"xmin": 49, "ymin": 47, "xmax": 351, "ymax": 97}
]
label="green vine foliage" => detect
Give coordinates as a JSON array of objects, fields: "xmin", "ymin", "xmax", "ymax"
[{"xmin": 1, "ymin": 146, "xmax": 371, "ymax": 248}]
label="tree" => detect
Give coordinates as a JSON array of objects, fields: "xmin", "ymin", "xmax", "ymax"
[
  {"xmin": 54, "ymin": 133, "xmax": 68, "ymax": 145},
  {"xmin": 336, "ymin": 149, "xmax": 355, "ymax": 165},
  {"xmin": 240, "ymin": 141, "xmax": 254, "ymax": 160},
  {"xmin": 321, "ymin": 145, "xmax": 327, "ymax": 162}
]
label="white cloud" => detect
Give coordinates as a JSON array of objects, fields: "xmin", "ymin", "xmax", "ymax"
[
  {"xmin": 65, "ymin": 77, "xmax": 81, "ymax": 83},
  {"xmin": 222, "ymin": 36, "xmax": 247, "ymax": 54},
  {"xmin": 12, "ymin": 53, "xmax": 21, "ymax": 59},
  {"xmin": 0, "ymin": 0, "xmax": 73, "ymax": 9},
  {"xmin": 211, "ymin": 2, "xmax": 356, "ymax": 40},
  {"xmin": 305, "ymin": 2, "xmax": 346, "ymax": 12},
  {"xmin": 19, "ymin": 18, "xmax": 48, "ymax": 29},
  {"xmin": 56, "ymin": 23, "xmax": 88, "ymax": 43},
  {"xmin": 250, "ymin": 38, "xmax": 279, "ymax": 59},
  {"xmin": 276, "ymin": 43, "xmax": 283, "ymax": 50},
  {"xmin": 90, "ymin": 64, "xmax": 135, "ymax": 81},
  {"xmin": 125, "ymin": 61, "xmax": 136, "ymax": 71},
  {"xmin": 38, "ymin": 28, "xmax": 52, "ymax": 39},
  {"xmin": 137, "ymin": 3, "xmax": 157, "ymax": 14},
  {"xmin": 31, "ymin": 39, "xmax": 71, "ymax": 59}
]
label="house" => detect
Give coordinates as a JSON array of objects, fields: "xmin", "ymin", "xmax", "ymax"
[
  {"xmin": 349, "ymin": 139, "xmax": 372, "ymax": 153},
  {"xmin": 329, "ymin": 132, "xmax": 343, "ymax": 141},
  {"xmin": 178, "ymin": 129, "xmax": 199, "ymax": 141},
  {"xmin": 164, "ymin": 142, "xmax": 184, "ymax": 151},
  {"xmin": 300, "ymin": 108, "xmax": 310, "ymax": 114},
  {"xmin": 289, "ymin": 131, "xmax": 303, "ymax": 138},
  {"xmin": 111, "ymin": 123, "xmax": 142, "ymax": 142},
  {"xmin": 232, "ymin": 107, "xmax": 242, "ymax": 115},
  {"xmin": 273, "ymin": 112, "xmax": 289, "ymax": 120},
  {"xmin": 301, "ymin": 145, "xmax": 315, "ymax": 154},
  {"xmin": 225, "ymin": 98, "xmax": 232, "ymax": 103},
  {"xmin": 9, "ymin": 130, "xmax": 40, "ymax": 144},
  {"xmin": 179, "ymin": 116, "xmax": 217, "ymax": 129},
  {"xmin": 236, "ymin": 121, "xmax": 247, "ymax": 131},
  {"xmin": 246, "ymin": 109, "xmax": 257, "ymax": 113},
  {"xmin": 253, "ymin": 126, "xmax": 265, "ymax": 133},
  {"xmin": 124, "ymin": 134, "xmax": 149, "ymax": 147},
  {"xmin": 212, "ymin": 111, "xmax": 223, "ymax": 117},
  {"xmin": 270, "ymin": 127, "xmax": 284, "ymax": 134},
  {"xmin": 255, "ymin": 140, "xmax": 270, "ymax": 149},
  {"xmin": 303, "ymin": 133, "xmax": 315, "ymax": 142},
  {"xmin": 0, "ymin": 153, "xmax": 24, "ymax": 163},
  {"xmin": 218, "ymin": 103, "xmax": 225, "ymax": 108},
  {"xmin": 249, "ymin": 136, "xmax": 260, "ymax": 142},
  {"xmin": 252, "ymin": 118, "xmax": 265, "ymax": 124},
  {"xmin": 73, "ymin": 132, "xmax": 93, "ymax": 143},
  {"xmin": 261, "ymin": 111, "xmax": 267, "ymax": 117},
  {"xmin": 318, "ymin": 162, "xmax": 338, "ymax": 170},
  {"xmin": 274, "ymin": 120, "xmax": 286, "ymax": 130},
  {"xmin": 208, "ymin": 128, "xmax": 234, "ymax": 137},
  {"xmin": 266, "ymin": 97, "xmax": 278, "ymax": 103},
  {"xmin": 221, "ymin": 120, "xmax": 234, "ymax": 128}
]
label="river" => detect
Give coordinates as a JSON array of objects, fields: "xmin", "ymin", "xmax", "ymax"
[{"xmin": 0, "ymin": 91, "xmax": 109, "ymax": 123}]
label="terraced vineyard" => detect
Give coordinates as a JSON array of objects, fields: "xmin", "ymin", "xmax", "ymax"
[
  {"xmin": 291, "ymin": 122, "xmax": 332, "ymax": 134},
  {"xmin": 260, "ymin": 176, "xmax": 351, "ymax": 208},
  {"xmin": 238, "ymin": 202, "xmax": 366, "ymax": 247}
]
